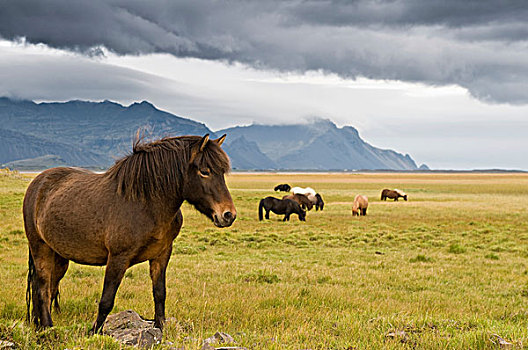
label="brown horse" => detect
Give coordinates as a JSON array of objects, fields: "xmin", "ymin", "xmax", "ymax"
[
  {"xmin": 23, "ymin": 134, "xmax": 236, "ymax": 333},
  {"xmin": 282, "ymin": 193, "xmax": 314, "ymax": 211},
  {"xmin": 352, "ymin": 195, "xmax": 368, "ymax": 216},
  {"xmin": 381, "ymin": 189, "xmax": 407, "ymax": 201}
]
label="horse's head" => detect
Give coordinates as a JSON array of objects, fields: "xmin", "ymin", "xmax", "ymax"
[
  {"xmin": 315, "ymin": 193, "xmax": 324, "ymax": 210},
  {"xmin": 184, "ymin": 134, "xmax": 236, "ymax": 228},
  {"xmin": 352, "ymin": 202, "xmax": 359, "ymax": 216},
  {"xmin": 403, "ymin": 195, "xmax": 408, "ymax": 201}
]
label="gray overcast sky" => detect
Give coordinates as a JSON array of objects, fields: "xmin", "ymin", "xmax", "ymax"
[{"xmin": 0, "ymin": 1, "xmax": 527, "ymax": 170}]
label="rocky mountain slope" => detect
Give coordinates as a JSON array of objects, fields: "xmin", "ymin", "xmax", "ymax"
[
  {"xmin": 0, "ymin": 97, "xmax": 212, "ymax": 168},
  {"xmin": 0, "ymin": 97, "xmax": 419, "ymax": 170},
  {"xmin": 219, "ymin": 119, "xmax": 417, "ymax": 170}
]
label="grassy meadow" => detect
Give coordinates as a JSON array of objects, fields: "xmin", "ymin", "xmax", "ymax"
[{"xmin": 1, "ymin": 169, "xmax": 528, "ymax": 349}]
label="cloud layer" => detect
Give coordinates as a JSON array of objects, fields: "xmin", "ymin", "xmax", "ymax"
[{"xmin": 1, "ymin": 0, "xmax": 527, "ymax": 104}]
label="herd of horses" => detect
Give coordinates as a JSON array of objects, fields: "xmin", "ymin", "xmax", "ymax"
[
  {"xmin": 21, "ymin": 133, "xmax": 410, "ymax": 334},
  {"xmin": 260, "ymin": 184, "xmax": 408, "ymax": 221},
  {"xmin": 259, "ymin": 185, "xmax": 326, "ymax": 222}
]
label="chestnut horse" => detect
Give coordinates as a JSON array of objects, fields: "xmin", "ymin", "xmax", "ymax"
[
  {"xmin": 352, "ymin": 195, "xmax": 369, "ymax": 216},
  {"xmin": 23, "ymin": 134, "xmax": 236, "ymax": 333},
  {"xmin": 381, "ymin": 189, "xmax": 408, "ymax": 201},
  {"xmin": 292, "ymin": 187, "xmax": 324, "ymax": 210},
  {"xmin": 282, "ymin": 193, "xmax": 314, "ymax": 211}
]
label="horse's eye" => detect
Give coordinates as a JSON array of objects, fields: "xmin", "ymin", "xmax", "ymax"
[{"xmin": 199, "ymin": 169, "xmax": 210, "ymax": 177}]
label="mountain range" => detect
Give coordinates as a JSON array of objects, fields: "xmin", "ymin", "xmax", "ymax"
[
  {"xmin": 219, "ymin": 119, "xmax": 418, "ymax": 170},
  {"xmin": 0, "ymin": 97, "xmax": 421, "ymax": 171}
]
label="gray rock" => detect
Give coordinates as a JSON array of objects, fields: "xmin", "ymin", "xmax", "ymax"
[
  {"xmin": 490, "ymin": 334, "xmax": 513, "ymax": 348},
  {"xmin": 203, "ymin": 332, "xmax": 235, "ymax": 345},
  {"xmin": 0, "ymin": 340, "xmax": 16, "ymax": 349},
  {"xmin": 385, "ymin": 330, "xmax": 409, "ymax": 342},
  {"xmin": 201, "ymin": 332, "xmax": 248, "ymax": 350},
  {"xmin": 103, "ymin": 310, "xmax": 162, "ymax": 348}
]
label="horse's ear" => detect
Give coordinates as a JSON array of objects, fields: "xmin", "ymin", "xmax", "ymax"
[
  {"xmin": 199, "ymin": 134, "xmax": 210, "ymax": 152},
  {"xmin": 214, "ymin": 134, "xmax": 227, "ymax": 146}
]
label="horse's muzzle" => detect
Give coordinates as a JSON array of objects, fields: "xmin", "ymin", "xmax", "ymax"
[{"xmin": 213, "ymin": 210, "xmax": 236, "ymax": 227}]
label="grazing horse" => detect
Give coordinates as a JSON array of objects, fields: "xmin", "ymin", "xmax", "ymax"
[
  {"xmin": 314, "ymin": 193, "xmax": 325, "ymax": 211},
  {"xmin": 381, "ymin": 189, "xmax": 408, "ymax": 201},
  {"xmin": 274, "ymin": 184, "xmax": 291, "ymax": 192},
  {"xmin": 258, "ymin": 197, "xmax": 306, "ymax": 221},
  {"xmin": 23, "ymin": 134, "xmax": 236, "ymax": 333},
  {"xmin": 282, "ymin": 193, "xmax": 314, "ymax": 211},
  {"xmin": 352, "ymin": 195, "xmax": 369, "ymax": 216},
  {"xmin": 292, "ymin": 187, "xmax": 324, "ymax": 210}
]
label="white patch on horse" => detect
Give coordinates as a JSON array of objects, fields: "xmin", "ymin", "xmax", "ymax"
[
  {"xmin": 394, "ymin": 189, "xmax": 406, "ymax": 196},
  {"xmin": 292, "ymin": 187, "xmax": 316, "ymax": 196}
]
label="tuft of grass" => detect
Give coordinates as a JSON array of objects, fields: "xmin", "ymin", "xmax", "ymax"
[
  {"xmin": 409, "ymin": 254, "xmax": 433, "ymax": 263},
  {"xmin": 448, "ymin": 243, "xmax": 467, "ymax": 254},
  {"xmin": 317, "ymin": 276, "xmax": 332, "ymax": 284},
  {"xmin": 241, "ymin": 270, "xmax": 280, "ymax": 284}
]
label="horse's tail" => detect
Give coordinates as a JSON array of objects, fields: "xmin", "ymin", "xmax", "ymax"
[
  {"xmin": 26, "ymin": 246, "xmax": 35, "ymax": 324},
  {"xmin": 258, "ymin": 199, "xmax": 264, "ymax": 221}
]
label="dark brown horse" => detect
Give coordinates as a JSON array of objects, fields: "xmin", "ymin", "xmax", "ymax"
[
  {"xmin": 313, "ymin": 193, "xmax": 324, "ymax": 211},
  {"xmin": 381, "ymin": 189, "xmax": 408, "ymax": 201},
  {"xmin": 282, "ymin": 193, "xmax": 314, "ymax": 211},
  {"xmin": 258, "ymin": 197, "xmax": 306, "ymax": 221},
  {"xmin": 274, "ymin": 184, "xmax": 291, "ymax": 192},
  {"xmin": 23, "ymin": 134, "xmax": 236, "ymax": 333}
]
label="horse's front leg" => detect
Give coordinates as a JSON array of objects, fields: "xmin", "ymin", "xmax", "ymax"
[
  {"xmin": 149, "ymin": 246, "xmax": 172, "ymax": 330},
  {"xmin": 91, "ymin": 255, "xmax": 129, "ymax": 334}
]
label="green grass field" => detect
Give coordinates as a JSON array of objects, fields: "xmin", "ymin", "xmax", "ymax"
[{"xmin": 1, "ymin": 169, "xmax": 528, "ymax": 349}]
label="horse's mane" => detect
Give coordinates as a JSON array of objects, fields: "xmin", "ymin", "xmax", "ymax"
[{"xmin": 105, "ymin": 135, "xmax": 230, "ymax": 201}]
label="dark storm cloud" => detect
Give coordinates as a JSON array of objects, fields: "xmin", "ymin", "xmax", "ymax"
[
  {"xmin": 1, "ymin": 0, "xmax": 528, "ymax": 104},
  {"xmin": 290, "ymin": 1, "xmax": 528, "ymax": 29},
  {"xmin": 0, "ymin": 49, "xmax": 171, "ymax": 101}
]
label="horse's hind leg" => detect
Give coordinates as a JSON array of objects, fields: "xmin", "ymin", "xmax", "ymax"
[
  {"xmin": 91, "ymin": 255, "xmax": 129, "ymax": 334},
  {"xmin": 362, "ymin": 208, "xmax": 367, "ymax": 216},
  {"xmin": 265, "ymin": 209, "xmax": 270, "ymax": 220},
  {"xmin": 28, "ymin": 241, "xmax": 56, "ymax": 328},
  {"xmin": 50, "ymin": 254, "xmax": 69, "ymax": 313}
]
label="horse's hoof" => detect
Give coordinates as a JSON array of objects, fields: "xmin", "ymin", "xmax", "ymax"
[{"xmin": 88, "ymin": 323, "xmax": 102, "ymax": 336}]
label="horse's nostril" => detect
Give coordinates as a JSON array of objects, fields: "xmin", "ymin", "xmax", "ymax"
[{"xmin": 223, "ymin": 211, "xmax": 233, "ymax": 221}]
